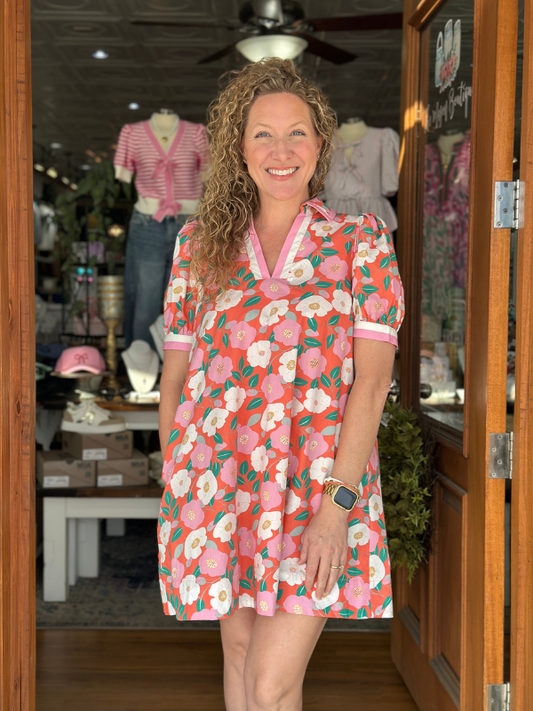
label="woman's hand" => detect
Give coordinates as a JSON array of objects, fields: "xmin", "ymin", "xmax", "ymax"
[{"xmin": 298, "ymin": 496, "xmax": 349, "ymax": 600}]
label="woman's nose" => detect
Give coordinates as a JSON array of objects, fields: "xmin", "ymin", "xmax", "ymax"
[{"xmin": 270, "ymin": 138, "xmax": 293, "ymax": 160}]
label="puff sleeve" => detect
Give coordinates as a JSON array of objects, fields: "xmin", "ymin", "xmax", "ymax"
[
  {"xmin": 163, "ymin": 222, "xmax": 198, "ymax": 352},
  {"xmin": 380, "ymin": 128, "xmax": 400, "ymax": 198},
  {"xmin": 351, "ymin": 213, "xmax": 405, "ymax": 347},
  {"xmin": 113, "ymin": 124, "xmax": 136, "ymax": 183}
]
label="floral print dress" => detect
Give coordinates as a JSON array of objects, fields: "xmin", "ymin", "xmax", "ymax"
[{"xmin": 158, "ymin": 198, "xmax": 404, "ymax": 620}]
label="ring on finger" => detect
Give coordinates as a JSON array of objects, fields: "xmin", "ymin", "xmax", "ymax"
[{"xmin": 330, "ymin": 564, "xmax": 344, "ymax": 571}]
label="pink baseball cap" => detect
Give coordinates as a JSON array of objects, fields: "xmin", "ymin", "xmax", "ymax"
[{"xmin": 55, "ymin": 346, "xmax": 106, "ymax": 375}]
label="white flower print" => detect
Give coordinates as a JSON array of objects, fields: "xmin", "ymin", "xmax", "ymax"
[
  {"xmin": 332, "ymin": 289, "xmax": 352, "ymax": 315},
  {"xmin": 374, "ymin": 234, "xmax": 390, "ymax": 253},
  {"xmin": 312, "ymin": 583, "xmax": 340, "ymax": 610},
  {"xmin": 251, "ymin": 445, "xmax": 269, "ymax": 472},
  {"xmin": 278, "ymin": 349, "xmax": 297, "ymax": 382},
  {"xmin": 158, "ymin": 543, "xmax": 166, "ymax": 564},
  {"xmin": 189, "ymin": 371, "xmax": 206, "ymax": 402},
  {"xmin": 169, "ymin": 277, "xmax": 187, "ymax": 302},
  {"xmin": 260, "ymin": 403, "xmax": 285, "ymax": 432},
  {"xmin": 160, "ymin": 579, "xmax": 168, "ymax": 604},
  {"xmin": 209, "ymin": 578, "xmax": 232, "ymax": 615},
  {"xmin": 334, "ymin": 423, "xmax": 342, "ymax": 448},
  {"xmin": 312, "ymin": 222, "xmax": 337, "ymax": 238},
  {"xmin": 258, "ymin": 510, "xmax": 282, "ymax": 540},
  {"xmin": 259, "ymin": 299, "xmax": 289, "ymax": 327},
  {"xmin": 198, "ymin": 310, "xmax": 216, "ymax": 338},
  {"xmin": 170, "ymin": 468, "xmax": 192, "ymax": 498},
  {"xmin": 179, "ymin": 575, "xmax": 200, "ymax": 604},
  {"xmin": 341, "ymin": 357, "xmax": 354, "ymax": 385},
  {"xmin": 348, "ymin": 522, "xmax": 370, "ymax": 548},
  {"xmin": 247, "ymin": 340, "xmax": 272, "ymax": 368},
  {"xmin": 202, "ymin": 407, "xmax": 229, "ymax": 436},
  {"xmin": 239, "ymin": 593, "xmax": 256, "ymax": 609},
  {"xmin": 368, "ymin": 493, "xmax": 383, "ymax": 521},
  {"xmin": 295, "ymin": 295, "xmax": 333, "ymax": 318},
  {"xmin": 303, "ymin": 387, "xmax": 332, "ymax": 414},
  {"xmin": 254, "ymin": 552, "xmax": 265, "ymax": 581},
  {"xmin": 284, "ymin": 489, "xmax": 301, "ymax": 515},
  {"xmin": 275, "ymin": 459, "xmax": 288, "ymax": 490},
  {"xmin": 159, "ymin": 520, "xmax": 172, "ymax": 546},
  {"xmin": 354, "ymin": 242, "xmax": 379, "ymax": 267},
  {"xmin": 369, "ymin": 554, "xmax": 386, "ymax": 588},
  {"xmin": 236, "ymin": 490, "xmax": 251, "ymax": 515},
  {"xmin": 197, "ymin": 470, "xmax": 218, "ymax": 505},
  {"xmin": 279, "ymin": 557, "xmax": 306, "ymax": 586},
  {"xmin": 215, "ymin": 288, "xmax": 243, "ymax": 312},
  {"xmin": 224, "ymin": 386, "xmax": 246, "ymax": 413},
  {"xmin": 179, "ymin": 425, "xmax": 198, "ymax": 455},
  {"xmin": 286, "ymin": 259, "xmax": 314, "ymax": 285},
  {"xmin": 309, "ymin": 457, "xmax": 334, "ymax": 484},
  {"xmin": 291, "ymin": 397, "xmax": 304, "ymax": 416},
  {"xmin": 213, "ymin": 512, "xmax": 237, "ymax": 543},
  {"xmin": 184, "ymin": 527, "xmax": 207, "ymax": 560}
]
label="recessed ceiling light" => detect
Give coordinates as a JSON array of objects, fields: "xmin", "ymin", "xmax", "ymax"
[
  {"xmin": 92, "ymin": 50, "xmax": 109, "ymax": 59},
  {"xmin": 61, "ymin": 177, "xmax": 70, "ymax": 185},
  {"xmin": 34, "ymin": 163, "xmax": 45, "ymax": 172},
  {"xmin": 50, "ymin": 142, "xmax": 62, "ymax": 149},
  {"xmin": 46, "ymin": 167, "xmax": 58, "ymax": 179},
  {"xmin": 70, "ymin": 183, "xmax": 78, "ymax": 191},
  {"xmin": 128, "ymin": 102, "xmax": 140, "ymax": 110},
  {"xmin": 81, "ymin": 164, "xmax": 92, "ymax": 170}
]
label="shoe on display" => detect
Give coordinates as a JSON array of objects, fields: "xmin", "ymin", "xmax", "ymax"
[{"xmin": 61, "ymin": 401, "xmax": 126, "ymax": 434}]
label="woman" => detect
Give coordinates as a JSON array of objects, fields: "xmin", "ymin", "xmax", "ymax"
[{"xmin": 158, "ymin": 58, "xmax": 404, "ymax": 711}]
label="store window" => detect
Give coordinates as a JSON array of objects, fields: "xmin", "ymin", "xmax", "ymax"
[{"xmin": 419, "ymin": 0, "xmax": 473, "ymax": 432}]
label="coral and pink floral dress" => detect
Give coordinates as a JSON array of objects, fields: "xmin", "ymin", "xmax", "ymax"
[{"xmin": 158, "ymin": 198, "xmax": 404, "ymax": 621}]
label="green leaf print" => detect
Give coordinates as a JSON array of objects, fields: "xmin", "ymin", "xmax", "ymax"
[
  {"xmin": 251, "ymin": 503, "xmax": 260, "ymax": 515},
  {"xmin": 237, "ymin": 475, "xmax": 245, "ymax": 486},
  {"xmin": 164, "ymin": 491, "xmax": 171, "ymax": 506},
  {"xmin": 360, "ymin": 265, "xmax": 371, "ymax": 278},
  {"xmin": 187, "ymin": 491, "xmax": 193, "ymax": 503},
  {"xmin": 328, "ymin": 315, "xmax": 340, "ymax": 326},
  {"xmin": 246, "ymin": 397, "xmax": 263, "ymax": 410},
  {"xmin": 339, "ymin": 609, "xmax": 355, "ymax": 618},
  {"xmin": 307, "ymin": 317, "xmax": 318, "ymax": 331},
  {"xmin": 315, "ymin": 281, "xmax": 332, "ymax": 289},
  {"xmin": 172, "ymin": 506, "xmax": 180, "ymax": 520},
  {"xmin": 252, "ymin": 479, "xmax": 260, "ymax": 493},
  {"xmin": 379, "ymin": 547, "xmax": 388, "ymax": 563},
  {"xmin": 249, "ymin": 374, "xmax": 259, "ymax": 387},
  {"xmin": 325, "ymin": 411, "xmax": 337, "ymax": 421},
  {"xmin": 214, "ymin": 511, "xmax": 225, "ymax": 525},
  {"xmin": 223, "ymin": 492, "xmax": 235, "ymax": 502},
  {"xmin": 238, "ymin": 357, "xmax": 244, "ymax": 370},
  {"xmin": 294, "ymin": 511, "xmax": 309, "ymax": 521},
  {"xmin": 298, "ymin": 415, "xmax": 312, "ymax": 427},
  {"xmin": 231, "ymin": 370, "xmax": 241, "ymax": 381},
  {"xmin": 170, "ymin": 527, "xmax": 183, "ymax": 543},
  {"xmin": 242, "ymin": 365, "xmax": 254, "ymax": 377},
  {"xmin": 246, "ymin": 566, "xmax": 254, "ymax": 581},
  {"xmin": 305, "ymin": 487, "xmax": 313, "ymax": 500},
  {"xmin": 379, "ymin": 256, "xmax": 390, "ymax": 269},
  {"xmin": 374, "ymin": 582, "xmax": 382, "ymax": 592},
  {"xmin": 196, "ymin": 598, "xmax": 206, "ymax": 612},
  {"xmin": 260, "ymin": 580, "xmax": 267, "ymax": 592},
  {"xmin": 383, "ymin": 275, "xmax": 391, "ymax": 291},
  {"xmin": 357, "ymin": 292, "xmax": 365, "ymax": 307},
  {"xmin": 161, "ymin": 507, "xmax": 169, "ymax": 516},
  {"xmin": 217, "ymin": 450, "xmax": 233, "ymax": 461},
  {"xmin": 213, "ymin": 433, "xmax": 223, "ymax": 445},
  {"xmin": 202, "ymin": 334, "xmax": 213, "ymax": 344},
  {"xmin": 217, "ymin": 313, "xmax": 227, "ymax": 329},
  {"xmin": 168, "ymin": 428, "xmax": 180, "ymax": 444},
  {"xmin": 224, "ymin": 380, "xmax": 234, "ymax": 391},
  {"xmin": 178, "ymin": 604, "xmax": 185, "ymax": 618},
  {"xmin": 322, "ymin": 248, "xmax": 339, "ymax": 256},
  {"xmin": 222, "ymin": 334, "xmax": 228, "ymax": 349},
  {"xmin": 347, "ymin": 566, "xmax": 363, "ymax": 576},
  {"xmin": 292, "ymin": 475, "xmax": 302, "ymax": 490},
  {"xmin": 246, "ymin": 469, "xmax": 256, "ymax": 482},
  {"xmin": 240, "ymin": 579, "xmax": 251, "ymax": 590},
  {"xmin": 326, "ymin": 335, "xmax": 334, "ymax": 350},
  {"xmin": 293, "ymin": 377, "xmax": 307, "ymax": 387},
  {"xmin": 160, "ymin": 566, "xmax": 171, "ymax": 576},
  {"xmin": 342, "ymin": 224, "xmax": 356, "ymax": 235},
  {"xmin": 362, "ymin": 285, "xmax": 379, "ymax": 295},
  {"xmin": 320, "ymin": 373, "xmax": 331, "ymax": 387},
  {"xmin": 230, "ymin": 415, "xmax": 238, "ymax": 430},
  {"xmin": 296, "ymin": 585, "xmax": 307, "ymax": 596},
  {"xmin": 357, "ymin": 609, "xmax": 368, "ymax": 619},
  {"xmin": 387, "ymin": 305, "xmax": 397, "ymax": 321},
  {"xmin": 311, "ymin": 255, "xmax": 321, "ymax": 268},
  {"xmin": 243, "ymin": 271, "xmax": 254, "ymax": 281},
  {"xmin": 210, "ymin": 387, "xmax": 222, "ymax": 399},
  {"xmin": 159, "ymin": 516, "xmax": 165, "ymax": 527},
  {"xmin": 243, "ymin": 296, "xmax": 261, "ymax": 307},
  {"xmin": 240, "ymin": 461, "xmax": 249, "ymax": 475},
  {"xmin": 304, "ymin": 338, "xmax": 322, "ymax": 348},
  {"xmin": 298, "ymin": 435, "xmax": 305, "ymax": 449},
  {"xmin": 382, "ymin": 596, "xmax": 392, "ymax": 611}
]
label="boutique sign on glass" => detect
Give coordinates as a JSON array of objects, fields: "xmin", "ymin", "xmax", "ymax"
[{"xmin": 425, "ymin": 18, "xmax": 473, "ymax": 132}]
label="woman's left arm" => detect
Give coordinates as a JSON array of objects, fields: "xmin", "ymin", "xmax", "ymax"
[{"xmin": 299, "ymin": 337, "xmax": 395, "ymax": 599}]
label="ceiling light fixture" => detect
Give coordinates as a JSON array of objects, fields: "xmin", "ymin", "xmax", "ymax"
[
  {"xmin": 92, "ymin": 49, "xmax": 109, "ymax": 59},
  {"xmin": 61, "ymin": 177, "xmax": 70, "ymax": 185},
  {"xmin": 81, "ymin": 164, "xmax": 92, "ymax": 170},
  {"xmin": 46, "ymin": 167, "xmax": 58, "ymax": 179},
  {"xmin": 70, "ymin": 183, "xmax": 78, "ymax": 190},
  {"xmin": 128, "ymin": 102, "xmax": 140, "ymax": 110},
  {"xmin": 236, "ymin": 35, "xmax": 308, "ymax": 63},
  {"xmin": 50, "ymin": 142, "xmax": 62, "ymax": 149},
  {"xmin": 34, "ymin": 163, "xmax": 45, "ymax": 172}
]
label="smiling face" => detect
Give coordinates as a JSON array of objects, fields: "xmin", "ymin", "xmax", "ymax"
[{"xmin": 242, "ymin": 92, "xmax": 323, "ymax": 208}]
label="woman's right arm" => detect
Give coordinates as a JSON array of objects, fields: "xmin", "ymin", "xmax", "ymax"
[{"xmin": 158, "ymin": 350, "xmax": 190, "ymax": 452}]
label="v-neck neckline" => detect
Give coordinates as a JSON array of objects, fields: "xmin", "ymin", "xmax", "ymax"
[{"xmin": 144, "ymin": 119, "xmax": 185, "ymax": 159}]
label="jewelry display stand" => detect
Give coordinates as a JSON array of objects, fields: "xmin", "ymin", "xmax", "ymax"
[{"xmin": 121, "ymin": 340, "xmax": 159, "ymax": 394}]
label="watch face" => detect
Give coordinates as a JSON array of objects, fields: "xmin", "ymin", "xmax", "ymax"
[{"xmin": 333, "ymin": 486, "xmax": 357, "ymax": 510}]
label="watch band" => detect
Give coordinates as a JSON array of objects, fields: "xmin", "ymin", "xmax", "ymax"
[{"xmin": 323, "ymin": 482, "xmax": 361, "ymax": 512}]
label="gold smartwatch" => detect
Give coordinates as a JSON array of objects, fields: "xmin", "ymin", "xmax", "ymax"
[{"xmin": 323, "ymin": 480, "xmax": 361, "ymax": 512}]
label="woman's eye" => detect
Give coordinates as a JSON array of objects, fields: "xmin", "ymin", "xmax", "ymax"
[
  {"xmin": 255, "ymin": 131, "xmax": 270, "ymax": 138},
  {"xmin": 292, "ymin": 130, "xmax": 305, "ymax": 136}
]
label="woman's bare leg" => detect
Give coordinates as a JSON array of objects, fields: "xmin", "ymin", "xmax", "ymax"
[
  {"xmin": 244, "ymin": 610, "xmax": 326, "ymax": 711},
  {"xmin": 220, "ymin": 607, "xmax": 257, "ymax": 711}
]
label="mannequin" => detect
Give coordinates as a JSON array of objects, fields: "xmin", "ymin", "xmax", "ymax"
[
  {"xmin": 149, "ymin": 314, "xmax": 165, "ymax": 361},
  {"xmin": 121, "ymin": 340, "xmax": 159, "ymax": 394},
  {"xmin": 437, "ymin": 131, "xmax": 465, "ymax": 170},
  {"xmin": 336, "ymin": 118, "xmax": 369, "ymax": 160}
]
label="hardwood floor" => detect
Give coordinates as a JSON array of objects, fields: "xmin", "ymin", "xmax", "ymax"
[{"xmin": 37, "ymin": 629, "xmax": 419, "ymax": 711}]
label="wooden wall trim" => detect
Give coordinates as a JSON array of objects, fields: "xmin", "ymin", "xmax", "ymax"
[
  {"xmin": 0, "ymin": 0, "xmax": 36, "ymax": 709},
  {"xmin": 510, "ymin": 0, "xmax": 533, "ymax": 706}
]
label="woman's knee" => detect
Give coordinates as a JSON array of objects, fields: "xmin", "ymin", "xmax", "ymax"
[
  {"xmin": 220, "ymin": 608, "xmax": 255, "ymax": 669},
  {"xmin": 244, "ymin": 664, "xmax": 299, "ymax": 711}
]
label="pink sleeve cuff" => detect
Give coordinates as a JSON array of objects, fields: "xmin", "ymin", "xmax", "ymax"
[
  {"xmin": 353, "ymin": 327, "xmax": 398, "ymax": 348},
  {"xmin": 163, "ymin": 341, "xmax": 191, "ymax": 352}
]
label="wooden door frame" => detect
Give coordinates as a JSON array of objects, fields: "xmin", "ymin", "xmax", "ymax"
[
  {"xmin": 0, "ymin": 0, "xmax": 36, "ymax": 709},
  {"xmin": 394, "ymin": 0, "xmax": 518, "ymax": 709}
]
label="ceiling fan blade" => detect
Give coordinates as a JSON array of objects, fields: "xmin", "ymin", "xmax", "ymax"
[
  {"xmin": 197, "ymin": 42, "xmax": 238, "ymax": 65},
  {"xmin": 293, "ymin": 33, "xmax": 357, "ymax": 65},
  {"xmin": 130, "ymin": 19, "xmax": 238, "ymax": 31},
  {"xmin": 296, "ymin": 13, "xmax": 404, "ymax": 32}
]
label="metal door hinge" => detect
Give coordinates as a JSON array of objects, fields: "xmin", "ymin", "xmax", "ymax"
[
  {"xmin": 486, "ymin": 683, "xmax": 510, "ymax": 711},
  {"xmin": 488, "ymin": 432, "xmax": 513, "ymax": 479},
  {"xmin": 494, "ymin": 180, "xmax": 524, "ymax": 229}
]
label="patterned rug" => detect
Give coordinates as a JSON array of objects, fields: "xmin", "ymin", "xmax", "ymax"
[{"xmin": 36, "ymin": 519, "xmax": 391, "ymax": 630}]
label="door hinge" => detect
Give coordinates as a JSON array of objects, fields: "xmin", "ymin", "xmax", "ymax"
[
  {"xmin": 488, "ymin": 432, "xmax": 513, "ymax": 479},
  {"xmin": 494, "ymin": 180, "xmax": 524, "ymax": 229},
  {"xmin": 486, "ymin": 683, "xmax": 510, "ymax": 711}
]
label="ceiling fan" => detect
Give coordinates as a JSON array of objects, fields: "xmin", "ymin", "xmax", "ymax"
[{"xmin": 130, "ymin": 0, "xmax": 403, "ymax": 66}]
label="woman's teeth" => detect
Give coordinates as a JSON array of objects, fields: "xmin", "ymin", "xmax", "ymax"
[{"xmin": 266, "ymin": 167, "xmax": 298, "ymax": 176}]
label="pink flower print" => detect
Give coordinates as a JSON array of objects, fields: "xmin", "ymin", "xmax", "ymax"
[
  {"xmin": 259, "ymin": 279, "xmax": 291, "ymax": 300},
  {"xmin": 288, "ymin": 451, "xmax": 299, "ymax": 477},
  {"xmin": 257, "ymin": 590, "xmax": 276, "ymax": 616},
  {"xmin": 369, "ymin": 443, "xmax": 379, "ymax": 470},
  {"xmin": 369, "ymin": 529, "xmax": 380, "ymax": 554},
  {"xmin": 261, "ymin": 373, "xmax": 284, "ymax": 403},
  {"xmin": 300, "ymin": 348, "xmax": 327, "ymax": 379},
  {"xmin": 238, "ymin": 528, "xmax": 256, "ymax": 559},
  {"xmin": 270, "ymin": 425, "xmax": 291, "ymax": 453},
  {"xmin": 343, "ymin": 576, "xmax": 371, "ymax": 609},
  {"xmin": 199, "ymin": 548, "xmax": 229, "ymax": 577},
  {"xmin": 273, "ymin": 319, "xmax": 301, "ymax": 346},
  {"xmin": 309, "ymin": 493, "xmax": 322, "ymax": 514},
  {"xmin": 176, "ymin": 400, "xmax": 195, "ymax": 428},
  {"xmin": 164, "ymin": 307, "xmax": 174, "ymax": 330},
  {"xmin": 190, "ymin": 442, "xmax": 213, "ymax": 470},
  {"xmin": 208, "ymin": 354, "xmax": 233, "ymax": 384},
  {"xmin": 236, "ymin": 425, "xmax": 259, "ymax": 454},
  {"xmin": 162, "ymin": 458, "xmax": 174, "ymax": 484},
  {"xmin": 229, "ymin": 321, "xmax": 257, "ymax": 350},
  {"xmin": 390, "ymin": 277, "xmax": 403, "ymax": 299},
  {"xmin": 319, "ymin": 255, "xmax": 348, "ymax": 281},
  {"xmin": 338, "ymin": 393, "xmax": 348, "ymax": 416},
  {"xmin": 304, "ymin": 429, "xmax": 328, "ymax": 461},
  {"xmin": 180, "ymin": 500, "xmax": 205, "ymax": 530},
  {"xmin": 189, "ymin": 347, "xmax": 204, "ymax": 372},
  {"xmin": 267, "ymin": 532, "xmax": 297, "ymax": 560},
  {"xmin": 171, "ymin": 558, "xmax": 185, "ymax": 589},
  {"xmin": 283, "ymin": 594, "xmax": 314, "ymax": 615},
  {"xmin": 364, "ymin": 293, "xmax": 389, "ymax": 321},
  {"xmin": 259, "ymin": 481, "xmax": 283, "ymax": 512},
  {"xmin": 232, "ymin": 563, "xmax": 241, "ymax": 593},
  {"xmin": 220, "ymin": 457, "xmax": 238, "ymax": 487},
  {"xmin": 191, "ymin": 608, "xmax": 218, "ymax": 620},
  {"xmin": 332, "ymin": 327, "xmax": 351, "ymax": 361},
  {"xmin": 296, "ymin": 238, "xmax": 317, "ymax": 260}
]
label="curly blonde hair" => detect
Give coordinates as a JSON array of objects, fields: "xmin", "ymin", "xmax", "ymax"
[{"xmin": 190, "ymin": 57, "xmax": 337, "ymax": 296}]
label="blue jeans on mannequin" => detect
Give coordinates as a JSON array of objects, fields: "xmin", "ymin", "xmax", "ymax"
[{"xmin": 124, "ymin": 210, "xmax": 189, "ymax": 349}]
